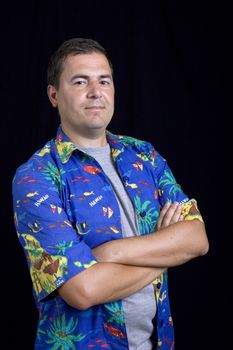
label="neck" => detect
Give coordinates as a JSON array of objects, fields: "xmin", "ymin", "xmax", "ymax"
[{"xmin": 61, "ymin": 125, "xmax": 108, "ymax": 148}]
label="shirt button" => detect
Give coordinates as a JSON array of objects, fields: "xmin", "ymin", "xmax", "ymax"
[
  {"xmin": 123, "ymin": 176, "xmax": 129, "ymax": 182},
  {"xmin": 140, "ymin": 211, "xmax": 146, "ymax": 218},
  {"xmin": 157, "ymin": 282, "xmax": 161, "ymax": 289}
]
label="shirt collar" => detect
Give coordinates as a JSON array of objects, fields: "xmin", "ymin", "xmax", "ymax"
[{"xmin": 55, "ymin": 126, "xmax": 125, "ymax": 164}]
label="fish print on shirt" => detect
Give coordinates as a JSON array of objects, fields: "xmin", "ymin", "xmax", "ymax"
[{"xmin": 12, "ymin": 126, "xmax": 203, "ymax": 350}]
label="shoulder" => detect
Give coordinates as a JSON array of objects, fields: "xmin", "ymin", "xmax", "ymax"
[
  {"xmin": 109, "ymin": 132, "xmax": 169, "ymax": 173},
  {"xmin": 111, "ymin": 132, "xmax": 165, "ymax": 163},
  {"xmin": 13, "ymin": 137, "xmax": 59, "ymax": 185},
  {"xmin": 111, "ymin": 132, "xmax": 154, "ymax": 152}
]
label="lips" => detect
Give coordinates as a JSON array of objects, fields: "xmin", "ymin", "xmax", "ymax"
[{"xmin": 85, "ymin": 106, "xmax": 105, "ymax": 109}]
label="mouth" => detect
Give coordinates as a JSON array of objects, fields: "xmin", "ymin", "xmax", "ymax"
[{"xmin": 85, "ymin": 106, "xmax": 105, "ymax": 110}]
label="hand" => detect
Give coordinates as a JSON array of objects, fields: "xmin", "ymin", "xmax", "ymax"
[
  {"xmin": 92, "ymin": 244, "xmax": 106, "ymax": 262},
  {"xmin": 157, "ymin": 202, "xmax": 183, "ymax": 230}
]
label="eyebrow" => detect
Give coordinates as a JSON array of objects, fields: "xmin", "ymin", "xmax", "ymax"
[{"xmin": 70, "ymin": 74, "xmax": 112, "ymax": 82}]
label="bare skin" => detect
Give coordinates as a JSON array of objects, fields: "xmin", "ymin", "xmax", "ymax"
[
  {"xmin": 93, "ymin": 218, "xmax": 207, "ymax": 268},
  {"xmin": 58, "ymin": 204, "xmax": 180, "ymax": 311},
  {"xmin": 93, "ymin": 202, "xmax": 208, "ymax": 268},
  {"xmin": 58, "ymin": 262, "xmax": 164, "ymax": 310},
  {"xmin": 58, "ymin": 202, "xmax": 207, "ymax": 310},
  {"xmin": 47, "ymin": 52, "xmax": 209, "ymax": 310},
  {"xmin": 47, "ymin": 53, "xmax": 115, "ymax": 148}
]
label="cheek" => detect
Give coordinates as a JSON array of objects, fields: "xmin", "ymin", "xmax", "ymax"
[
  {"xmin": 106, "ymin": 90, "xmax": 115, "ymax": 105},
  {"xmin": 61, "ymin": 93, "xmax": 81, "ymax": 110},
  {"xmin": 57, "ymin": 95, "xmax": 75, "ymax": 118}
]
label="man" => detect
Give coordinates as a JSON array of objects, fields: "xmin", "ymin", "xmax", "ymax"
[{"xmin": 12, "ymin": 38, "xmax": 209, "ymax": 350}]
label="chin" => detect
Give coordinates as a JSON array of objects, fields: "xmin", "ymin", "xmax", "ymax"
[
  {"xmin": 87, "ymin": 124, "xmax": 107, "ymax": 133},
  {"xmin": 88, "ymin": 117, "xmax": 111, "ymax": 129}
]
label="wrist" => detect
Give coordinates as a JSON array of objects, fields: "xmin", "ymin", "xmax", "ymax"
[{"xmin": 93, "ymin": 241, "xmax": 118, "ymax": 263}]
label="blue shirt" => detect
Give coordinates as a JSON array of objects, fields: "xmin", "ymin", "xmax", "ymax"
[{"xmin": 12, "ymin": 126, "xmax": 203, "ymax": 349}]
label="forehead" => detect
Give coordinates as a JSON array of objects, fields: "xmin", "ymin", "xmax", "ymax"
[{"xmin": 61, "ymin": 52, "xmax": 112, "ymax": 77}]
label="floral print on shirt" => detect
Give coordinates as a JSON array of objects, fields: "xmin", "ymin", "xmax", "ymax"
[{"xmin": 12, "ymin": 126, "xmax": 203, "ymax": 350}]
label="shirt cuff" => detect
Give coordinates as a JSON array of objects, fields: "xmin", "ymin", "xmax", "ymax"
[{"xmin": 181, "ymin": 198, "xmax": 204, "ymax": 222}]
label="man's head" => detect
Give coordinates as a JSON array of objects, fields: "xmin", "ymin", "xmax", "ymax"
[
  {"xmin": 47, "ymin": 38, "xmax": 113, "ymax": 89},
  {"xmin": 47, "ymin": 38, "xmax": 115, "ymax": 145}
]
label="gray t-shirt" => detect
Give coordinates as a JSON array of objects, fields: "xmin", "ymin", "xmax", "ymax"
[{"xmin": 78, "ymin": 143, "xmax": 157, "ymax": 350}]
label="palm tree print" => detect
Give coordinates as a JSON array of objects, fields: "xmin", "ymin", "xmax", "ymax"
[
  {"xmin": 37, "ymin": 314, "xmax": 47, "ymax": 341},
  {"xmin": 159, "ymin": 170, "xmax": 182, "ymax": 198},
  {"xmin": 42, "ymin": 277, "xmax": 56, "ymax": 295},
  {"xmin": 104, "ymin": 302, "xmax": 125, "ymax": 326},
  {"xmin": 120, "ymin": 136, "xmax": 147, "ymax": 149},
  {"xmin": 134, "ymin": 195, "xmax": 158, "ymax": 233},
  {"xmin": 42, "ymin": 161, "xmax": 65, "ymax": 190},
  {"xmin": 46, "ymin": 313, "xmax": 85, "ymax": 349},
  {"xmin": 56, "ymin": 142, "xmax": 76, "ymax": 164},
  {"xmin": 48, "ymin": 240, "xmax": 74, "ymax": 255}
]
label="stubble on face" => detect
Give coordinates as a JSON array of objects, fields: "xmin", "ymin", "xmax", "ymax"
[{"xmin": 56, "ymin": 53, "xmax": 115, "ymax": 145}]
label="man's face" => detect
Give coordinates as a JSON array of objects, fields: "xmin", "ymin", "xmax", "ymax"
[{"xmin": 48, "ymin": 52, "xmax": 115, "ymax": 139}]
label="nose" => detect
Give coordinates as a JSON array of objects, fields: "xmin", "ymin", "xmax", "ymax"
[{"xmin": 87, "ymin": 81, "xmax": 102, "ymax": 99}]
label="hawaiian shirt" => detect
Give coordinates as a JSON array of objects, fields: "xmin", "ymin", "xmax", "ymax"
[{"xmin": 12, "ymin": 126, "xmax": 203, "ymax": 350}]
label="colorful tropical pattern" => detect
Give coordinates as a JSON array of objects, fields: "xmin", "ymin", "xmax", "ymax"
[{"xmin": 12, "ymin": 126, "xmax": 203, "ymax": 349}]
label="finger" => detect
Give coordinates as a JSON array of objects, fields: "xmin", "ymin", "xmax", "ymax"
[
  {"xmin": 178, "ymin": 215, "xmax": 184, "ymax": 221},
  {"xmin": 157, "ymin": 202, "xmax": 172, "ymax": 229},
  {"xmin": 160, "ymin": 202, "xmax": 179, "ymax": 228},
  {"xmin": 169, "ymin": 205, "xmax": 183, "ymax": 225}
]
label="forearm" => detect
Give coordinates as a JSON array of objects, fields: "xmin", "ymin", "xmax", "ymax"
[
  {"xmin": 93, "ymin": 220, "xmax": 209, "ymax": 268},
  {"xmin": 59, "ymin": 262, "xmax": 164, "ymax": 310},
  {"xmin": 84, "ymin": 263, "xmax": 164, "ymax": 304}
]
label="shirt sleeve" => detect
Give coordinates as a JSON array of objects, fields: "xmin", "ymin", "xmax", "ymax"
[
  {"xmin": 148, "ymin": 143, "xmax": 204, "ymax": 223},
  {"xmin": 12, "ymin": 159, "xmax": 97, "ymax": 302}
]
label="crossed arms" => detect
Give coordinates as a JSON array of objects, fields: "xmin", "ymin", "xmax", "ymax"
[{"xmin": 58, "ymin": 202, "xmax": 209, "ymax": 310}]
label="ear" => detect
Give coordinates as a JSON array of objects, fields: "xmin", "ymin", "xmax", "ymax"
[{"xmin": 47, "ymin": 85, "xmax": 58, "ymax": 108}]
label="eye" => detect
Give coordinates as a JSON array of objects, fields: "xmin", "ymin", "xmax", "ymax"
[
  {"xmin": 74, "ymin": 79, "xmax": 87, "ymax": 85},
  {"xmin": 100, "ymin": 79, "xmax": 111, "ymax": 85}
]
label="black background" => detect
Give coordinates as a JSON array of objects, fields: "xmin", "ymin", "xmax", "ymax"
[{"xmin": 1, "ymin": 1, "xmax": 231, "ymax": 349}]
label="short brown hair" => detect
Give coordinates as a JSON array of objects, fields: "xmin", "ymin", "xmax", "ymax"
[{"xmin": 47, "ymin": 38, "xmax": 113, "ymax": 88}]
